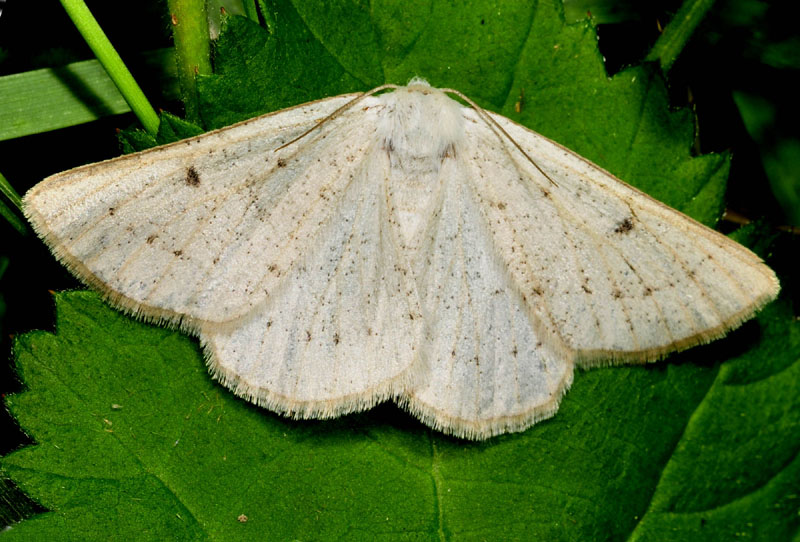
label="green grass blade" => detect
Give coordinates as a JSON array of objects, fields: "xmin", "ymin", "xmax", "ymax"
[
  {"xmin": 646, "ymin": 0, "xmax": 717, "ymax": 71},
  {"xmin": 0, "ymin": 171, "xmax": 27, "ymax": 235},
  {"xmin": 0, "ymin": 51, "xmax": 176, "ymax": 142},
  {"xmin": 0, "ymin": 171, "xmax": 22, "ymax": 211}
]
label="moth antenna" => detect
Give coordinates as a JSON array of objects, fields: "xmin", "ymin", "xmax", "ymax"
[
  {"xmin": 441, "ymin": 87, "xmax": 559, "ymax": 187},
  {"xmin": 275, "ymin": 84, "xmax": 400, "ymax": 152}
]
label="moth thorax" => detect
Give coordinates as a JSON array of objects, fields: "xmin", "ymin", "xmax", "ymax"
[
  {"xmin": 378, "ymin": 84, "xmax": 465, "ymax": 174},
  {"xmin": 378, "ymin": 88, "xmax": 464, "ymax": 250}
]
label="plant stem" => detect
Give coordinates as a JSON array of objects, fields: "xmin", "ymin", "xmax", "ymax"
[
  {"xmin": 59, "ymin": 0, "xmax": 160, "ymax": 135},
  {"xmin": 167, "ymin": 0, "xmax": 212, "ymax": 124}
]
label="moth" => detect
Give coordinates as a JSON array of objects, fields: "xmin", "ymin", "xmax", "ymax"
[{"xmin": 24, "ymin": 79, "xmax": 779, "ymax": 439}]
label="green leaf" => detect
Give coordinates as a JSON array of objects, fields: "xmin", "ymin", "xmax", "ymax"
[
  {"xmin": 3, "ymin": 287, "xmax": 797, "ymax": 540},
  {"xmin": 196, "ymin": 13, "xmax": 366, "ymax": 128},
  {"xmin": 4, "ymin": 1, "xmax": 796, "ymax": 539},
  {"xmin": 118, "ymin": 111, "xmax": 205, "ymax": 152}
]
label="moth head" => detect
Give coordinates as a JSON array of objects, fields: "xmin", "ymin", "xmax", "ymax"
[
  {"xmin": 378, "ymin": 80, "xmax": 464, "ymax": 163},
  {"xmin": 405, "ymin": 76, "xmax": 433, "ymax": 94}
]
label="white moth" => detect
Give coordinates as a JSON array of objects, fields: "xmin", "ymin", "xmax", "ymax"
[{"xmin": 24, "ymin": 79, "xmax": 779, "ymax": 440}]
